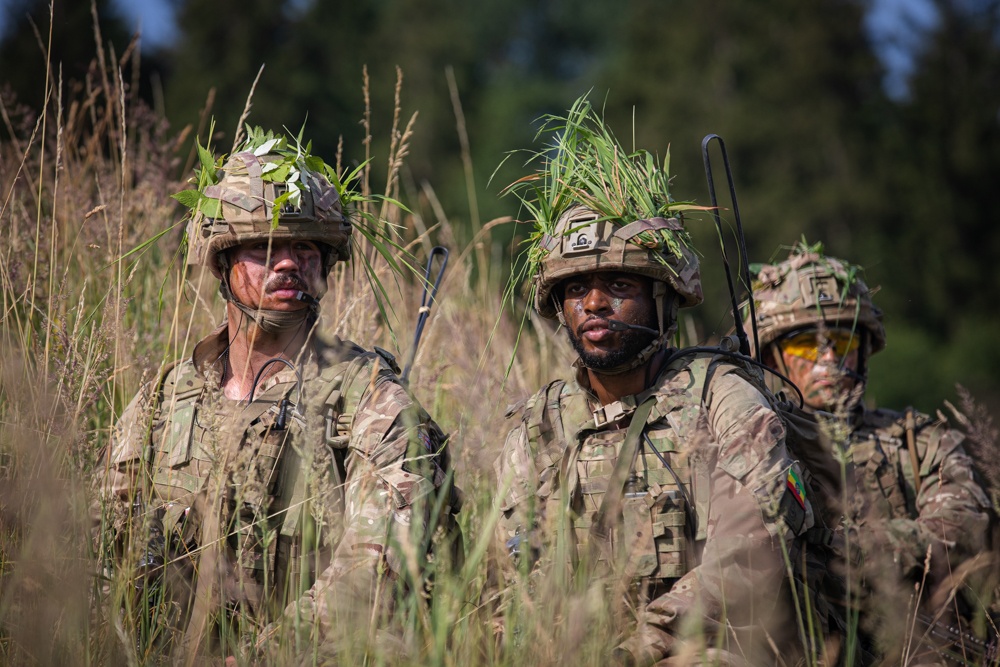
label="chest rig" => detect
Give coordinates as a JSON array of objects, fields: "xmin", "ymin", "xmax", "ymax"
[
  {"xmin": 523, "ymin": 356, "xmax": 720, "ymax": 586},
  {"xmin": 847, "ymin": 409, "xmax": 934, "ymax": 523},
  {"xmin": 144, "ymin": 342, "xmax": 395, "ymax": 615}
]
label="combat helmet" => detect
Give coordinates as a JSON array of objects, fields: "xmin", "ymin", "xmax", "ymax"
[
  {"xmin": 510, "ymin": 96, "xmax": 706, "ymax": 373},
  {"xmin": 181, "ymin": 128, "xmax": 353, "ymax": 332},
  {"xmin": 749, "ymin": 243, "xmax": 885, "ymax": 354},
  {"xmin": 533, "ymin": 205, "xmax": 702, "ymax": 318}
]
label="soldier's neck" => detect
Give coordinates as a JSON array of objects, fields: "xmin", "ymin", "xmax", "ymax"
[
  {"xmin": 585, "ymin": 350, "xmax": 666, "ymax": 406},
  {"xmin": 222, "ymin": 306, "xmax": 308, "ymax": 401}
]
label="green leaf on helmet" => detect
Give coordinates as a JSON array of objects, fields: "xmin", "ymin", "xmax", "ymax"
[
  {"xmin": 286, "ymin": 182, "xmax": 302, "ymax": 207},
  {"xmin": 196, "ymin": 140, "xmax": 215, "ymax": 176},
  {"xmin": 200, "ymin": 198, "xmax": 222, "ymax": 219},
  {"xmin": 263, "ymin": 163, "xmax": 291, "ymax": 183},
  {"xmin": 171, "ymin": 189, "xmax": 203, "ymax": 209},
  {"xmin": 254, "ymin": 137, "xmax": 282, "ymax": 156},
  {"xmin": 271, "ymin": 191, "xmax": 291, "ymax": 228}
]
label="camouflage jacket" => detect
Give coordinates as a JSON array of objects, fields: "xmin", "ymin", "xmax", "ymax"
[
  {"xmin": 494, "ymin": 352, "xmax": 815, "ymax": 666},
  {"xmin": 836, "ymin": 405, "xmax": 989, "ymax": 579},
  {"xmin": 97, "ymin": 325, "xmax": 457, "ymax": 656}
]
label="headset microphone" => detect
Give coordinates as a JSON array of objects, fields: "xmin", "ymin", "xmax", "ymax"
[
  {"xmin": 295, "ymin": 291, "xmax": 320, "ymax": 307},
  {"xmin": 605, "ymin": 319, "xmax": 659, "ymax": 336}
]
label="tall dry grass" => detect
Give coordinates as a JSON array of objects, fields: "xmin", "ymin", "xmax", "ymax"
[
  {"xmin": 0, "ymin": 19, "xmax": 578, "ymax": 665},
  {"xmin": 2, "ymin": 15, "xmax": 998, "ymax": 667}
]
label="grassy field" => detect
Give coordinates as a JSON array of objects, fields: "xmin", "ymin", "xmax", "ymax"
[
  {"xmin": 3, "ymin": 38, "xmax": 999, "ymax": 667},
  {"xmin": 0, "ymin": 43, "xmax": 617, "ymax": 664}
]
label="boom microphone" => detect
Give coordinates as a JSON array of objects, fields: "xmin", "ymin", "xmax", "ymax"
[
  {"xmin": 605, "ymin": 319, "xmax": 659, "ymax": 336},
  {"xmin": 295, "ymin": 291, "xmax": 320, "ymax": 307}
]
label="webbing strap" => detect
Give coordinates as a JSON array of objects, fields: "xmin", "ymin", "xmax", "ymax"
[
  {"xmin": 588, "ymin": 397, "xmax": 657, "ymax": 561},
  {"xmin": 905, "ymin": 407, "xmax": 922, "ymax": 497}
]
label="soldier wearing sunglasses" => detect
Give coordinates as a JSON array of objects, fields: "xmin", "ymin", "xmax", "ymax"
[{"xmin": 747, "ymin": 242, "xmax": 991, "ymax": 663}]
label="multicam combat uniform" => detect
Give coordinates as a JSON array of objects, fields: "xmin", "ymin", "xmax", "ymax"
[
  {"xmin": 496, "ymin": 353, "xmax": 815, "ymax": 665},
  {"xmin": 841, "ymin": 405, "xmax": 988, "ymax": 576},
  {"xmin": 748, "ymin": 245, "xmax": 992, "ymax": 662},
  {"xmin": 99, "ymin": 325, "xmax": 456, "ymax": 654}
]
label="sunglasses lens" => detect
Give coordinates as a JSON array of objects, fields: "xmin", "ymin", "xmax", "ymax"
[
  {"xmin": 828, "ymin": 330, "xmax": 861, "ymax": 357},
  {"xmin": 779, "ymin": 329, "xmax": 860, "ymax": 361},
  {"xmin": 780, "ymin": 333, "xmax": 820, "ymax": 361}
]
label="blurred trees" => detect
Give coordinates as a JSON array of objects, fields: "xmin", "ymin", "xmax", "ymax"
[
  {"xmin": 866, "ymin": 0, "xmax": 1000, "ymax": 410},
  {"xmin": 0, "ymin": 0, "xmax": 998, "ymax": 412},
  {"xmin": 0, "ymin": 0, "xmax": 134, "ymax": 110}
]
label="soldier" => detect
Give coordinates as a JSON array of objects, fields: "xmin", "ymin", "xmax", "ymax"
[
  {"xmin": 494, "ymin": 98, "xmax": 816, "ymax": 666},
  {"xmin": 748, "ymin": 242, "xmax": 991, "ymax": 662},
  {"xmin": 96, "ymin": 129, "xmax": 457, "ymax": 661}
]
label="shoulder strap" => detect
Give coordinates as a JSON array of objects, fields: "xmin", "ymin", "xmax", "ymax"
[
  {"xmin": 588, "ymin": 397, "xmax": 657, "ymax": 560},
  {"xmin": 145, "ymin": 359, "xmax": 205, "ymax": 469},
  {"xmin": 676, "ymin": 355, "xmax": 722, "ymax": 541}
]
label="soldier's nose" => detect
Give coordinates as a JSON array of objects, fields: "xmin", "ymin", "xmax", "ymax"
[
  {"xmin": 270, "ymin": 243, "xmax": 300, "ymax": 271},
  {"xmin": 817, "ymin": 345, "xmax": 839, "ymax": 364},
  {"xmin": 582, "ymin": 287, "xmax": 612, "ymax": 314}
]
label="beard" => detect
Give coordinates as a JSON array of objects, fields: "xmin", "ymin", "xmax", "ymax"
[{"xmin": 567, "ymin": 316, "xmax": 660, "ymax": 372}]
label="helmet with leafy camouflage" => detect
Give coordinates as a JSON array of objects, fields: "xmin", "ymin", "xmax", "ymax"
[
  {"xmin": 186, "ymin": 156, "xmax": 351, "ymax": 278},
  {"xmin": 180, "ymin": 129, "xmax": 353, "ymax": 332},
  {"xmin": 748, "ymin": 242, "xmax": 886, "ymax": 356},
  {"xmin": 509, "ymin": 96, "xmax": 707, "ymax": 373}
]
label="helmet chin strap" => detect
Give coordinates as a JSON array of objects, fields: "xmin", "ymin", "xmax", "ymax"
[
  {"xmin": 554, "ymin": 280, "xmax": 677, "ymax": 376},
  {"xmin": 217, "ymin": 254, "xmax": 320, "ymax": 334}
]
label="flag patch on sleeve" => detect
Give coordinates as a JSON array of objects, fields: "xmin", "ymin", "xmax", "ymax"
[{"xmin": 786, "ymin": 468, "xmax": 807, "ymax": 509}]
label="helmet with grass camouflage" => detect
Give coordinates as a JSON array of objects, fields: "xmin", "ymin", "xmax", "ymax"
[
  {"xmin": 508, "ymin": 95, "xmax": 709, "ymax": 374},
  {"xmin": 186, "ymin": 150, "xmax": 352, "ymax": 278},
  {"xmin": 749, "ymin": 246, "xmax": 886, "ymax": 354},
  {"xmin": 533, "ymin": 205, "xmax": 703, "ymax": 318}
]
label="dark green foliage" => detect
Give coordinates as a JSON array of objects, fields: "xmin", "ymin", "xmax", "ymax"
[
  {"xmin": 866, "ymin": 0, "xmax": 1000, "ymax": 412},
  {"xmin": 0, "ymin": 0, "xmax": 997, "ymax": 413},
  {"xmin": 0, "ymin": 0, "xmax": 134, "ymax": 110}
]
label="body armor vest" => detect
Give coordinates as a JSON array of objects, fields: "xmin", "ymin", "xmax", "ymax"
[
  {"xmin": 144, "ymin": 342, "xmax": 413, "ymax": 622},
  {"xmin": 847, "ymin": 408, "xmax": 936, "ymax": 523},
  {"xmin": 520, "ymin": 356, "xmax": 747, "ymax": 588}
]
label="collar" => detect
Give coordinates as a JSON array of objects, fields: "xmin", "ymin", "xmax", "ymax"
[
  {"xmin": 579, "ymin": 348, "xmax": 681, "ymax": 428},
  {"xmin": 190, "ymin": 322, "xmax": 328, "ymax": 395}
]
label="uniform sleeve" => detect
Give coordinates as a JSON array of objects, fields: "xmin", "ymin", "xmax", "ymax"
[
  {"xmin": 274, "ymin": 378, "xmax": 446, "ymax": 647},
  {"xmin": 618, "ymin": 369, "xmax": 811, "ymax": 665},
  {"xmin": 495, "ymin": 421, "xmax": 541, "ymax": 566},
  {"xmin": 92, "ymin": 386, "xmax": 154, "ymax": 560},
  {"xmin": 883, "ymin": 424, "xmax": 990, "ymax": 576}
]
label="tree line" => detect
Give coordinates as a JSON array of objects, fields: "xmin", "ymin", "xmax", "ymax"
[{"xmin": 1, "ymin": 0, "xmax": 998, "ymax": 414}]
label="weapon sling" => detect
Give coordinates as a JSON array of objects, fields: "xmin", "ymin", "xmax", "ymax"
[{"xmin": 588, "ymin": 396, "xmax": 657, "ymax": 564}]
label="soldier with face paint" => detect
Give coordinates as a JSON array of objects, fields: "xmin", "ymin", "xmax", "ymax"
[
  {"xmin": 493, "ymin": 98, "xmax": 817, "ymax": 666},
  {"xmin": 747, "ymin": 242, "xmax": 991, "ymax": 663},
  {"xmin": 95, "ymin": 130, "xmax": 458, "ymax": 661}
]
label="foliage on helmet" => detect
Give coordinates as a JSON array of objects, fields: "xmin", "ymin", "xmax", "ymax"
[
  {"xmin": 502, "ymin": 94, "xmax": 710, "ymax": 315},
  {"xmin": 173, "ymin": 125, "xmax": 363, "ymax": 227},
  {"xmin": 748, "ymin": 238, "xmax": 886, "ymax": 353},
  {"xmin": 173, "ymin": 123, "xmax": 415, "ymax": 291}
]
